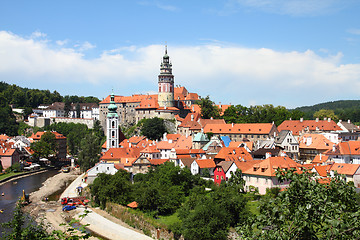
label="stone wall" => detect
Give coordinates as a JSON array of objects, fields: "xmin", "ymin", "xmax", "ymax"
[
  {"xmin": 52, "ymin": 117, "xmax": 95, "ymax": 128},
  {"xmin": 105, "ymin": 202, "xmax": 183, "ymax": 240}
]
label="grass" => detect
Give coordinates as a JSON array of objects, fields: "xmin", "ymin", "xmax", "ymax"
[
  {"xmin": 156, "ymin": 212, "xmax": 180, "ymax": 226},
  {"xmin": 0, "ymin": 172, "xmax": 24, "ymax": 181}
]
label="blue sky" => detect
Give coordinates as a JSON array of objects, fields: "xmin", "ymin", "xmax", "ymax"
[{"xmin": 0, "ymin": 0, "xmax": 360, "ymax": 108}]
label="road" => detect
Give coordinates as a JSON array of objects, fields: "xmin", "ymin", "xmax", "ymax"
[{"xmin": 62, "ymin": 173, "xmax": 153, "ymax": 240}]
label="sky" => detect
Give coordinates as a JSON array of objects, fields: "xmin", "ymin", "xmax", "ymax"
[{"xmin": 0, "ymin": 0, "xmax": 360, "ymax": 108}]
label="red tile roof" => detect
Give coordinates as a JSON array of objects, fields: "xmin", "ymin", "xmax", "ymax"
[
  {"xmin": 278, "ymin": 119, "xmax": 342, "ymax": 135},
  {"xmin": 330, "ymin": 163, "xmax": 360, "ymax": 176},
  {"xmin": 312, "ymin": 154, "xmax": 330, "ymax": 164},
  {"xmin": 324, "ymin": 141, "xmax": 360, "ymax": 156},
  {"xmin": 215, "ymin": 147, "xmax": 253, "ymax": 161},
  {"xmin": 30, "ymin": 131, "xmax": 66, "ymax": 140},
  {"xmin": 204, "ymin": 123, "xmax": 275, "ymax": 135},
  {"xmin": 243, "ymin": 156, "xmax": 300, "ymax": 177},
  {"xmin": 299, "ymin": 134, "xmax": 333, "ymax": 150},
  {"xmin": 173, "ymin": 135, "xmax": 192, "ymax": 149},
  {"xmin": 149, "ymin": 159, "xmax": 169, "ymax": 165},
  {"xmin": 196, "ymin": 159, "xmax": 216, "ymax": 169},
  {"xmin": 100, "ymin": 148, "xmax": 141, "ymax": 166},
  {"xmin": 313, "ymin": 165, "xmax": 329, "ymax": 177}
]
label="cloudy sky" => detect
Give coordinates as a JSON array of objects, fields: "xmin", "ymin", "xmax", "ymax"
[{"xmin": 1, "ymin": 0, "xmax": 360, "ymax": 108}]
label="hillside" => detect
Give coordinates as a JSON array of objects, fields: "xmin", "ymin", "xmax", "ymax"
[{"xmin": 295, "ymin": 100, "xmax": 360, "ymax": 112}]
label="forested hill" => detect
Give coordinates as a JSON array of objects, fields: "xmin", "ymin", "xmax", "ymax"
[
  {"xmin": 0, "ymin": 81, "xmax": 100, "ymax": 108},
  {"xmin": 293, "ymin": 100, "xmax": 360, "ymax": 122},
  {"xmin": 295, "ymin": 100, "xmax": 360, "ymax": 112}
]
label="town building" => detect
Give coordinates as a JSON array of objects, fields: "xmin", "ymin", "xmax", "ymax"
[
  {"xmin": 29, "ymin": 131, "xmax": 67, "ymax": 160},
  {"xmin": 203, "ymin": 123, "xmax": 278, "ymax": 142},
  {"xmin": 98, "ymin": 47, "xmax": 199, "ymax": 131}
]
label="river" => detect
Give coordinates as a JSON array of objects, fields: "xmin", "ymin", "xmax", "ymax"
[{"xmin": 0, "ymin": 170, "xmax": 59, "ymax": 225}]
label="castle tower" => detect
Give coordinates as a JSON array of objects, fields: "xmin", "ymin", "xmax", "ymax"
[
  {"xmin": 106, "ymin": 91, "xmax": 119, "ymax": 150},
  {"xmin": 158, "ymin": 45, "xmax": 175, "ymax": 108}
]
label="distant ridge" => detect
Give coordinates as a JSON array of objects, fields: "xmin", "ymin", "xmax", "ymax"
[{"xmin": 295, "ymin": 100, "xmax": 360, "ymax": 112}]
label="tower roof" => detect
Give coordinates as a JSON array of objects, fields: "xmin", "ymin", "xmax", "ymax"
[{"xmin": 107, "ymin": 91, "xmax": 118, "ymax": 117}]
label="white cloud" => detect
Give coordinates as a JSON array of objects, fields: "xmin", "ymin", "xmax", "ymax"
[
  {"xmin": 348, "ymin": 28, "xmax": 360, "ymax": 35},
  {"xmin": 74, "ymin": 41, "xmax": 96, "ymax": 51},
  {"xmin": 30, "ymin": 31, "xmax": 47, "ymax": 39},
  {"xmin": 137, "ymin": 1, "xmax": 178, "ymax": 12},
  {"xmin": 229, "ymin": 0, "xmax": 348, "ymax": 16},
  {"xmin": 56, "ymin": 39, "xmax": 68, "ymax": 46},
  {"xmin": 0, "ymin": 30, "xmax": 360, "ymax": 107}
]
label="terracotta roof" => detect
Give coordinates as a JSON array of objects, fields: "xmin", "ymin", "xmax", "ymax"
[
  {"xmin": 204, "ymin": 123, "xmax": 275, "ymax": 134},
  {"xmin": 234, "ymin": 160, "xmax": 262, "ymax": 172},
  {"xmin": 173, "ymin": 135, "xmax": 192, "ymax": 149},
  {"xmin": 0, "ymin": 148, "xmax": 16, "ymax": 156},
  {"xmin": 135, "ymin": 95, "xmax": 159, "ymax": 109},
  {"xmin": 166, "ymin": 134, "xmax": 181, "ymax": 141},
  {"xmin": 141, "ymin": 144, "xmax": 160, "ymax": 153},
  {"xmin": 157, "ymin": 140, "xmax": 176, "ymax": 150},
  {"xmin": 0, "ymin": 135, "xmax": 10, "ymax": 141},
  {"xmin": 196, "ymin": 159, "xmax": 216, "ymax": 169},
  {"xmin": 243, "ymin": 156, "xmax": 301, "ymax": 177},
  {"xmin": 30, "ymin": 131, "xmax": 66, "ymax": 140},
  {"xmin": 149, "ymin": 159, "xmax": 169, "ymax": 165},
  {"xmin": 215, "ymin": 147, "xmax": 253, "ymax": 161},
  {"xmin": 312, "ymin": 154, "xmax": 330, "ymax": 164},
  {"xmin": 190, "ymin": 104, "xmax": 201, "ymax": 114},
  {"xmin": 299, "ymin": 134, "xmax": 333, "ymax": 150},
  {"xmin": 278, "ymin": 119, "xmax": 342, "ymax": 135},
  {"xmin": 330, "ymin": 163, "xmax": 360, "ymax": 176},
  {"xmin": 128, "ymin": 136, "xmax": 146, "ymax": 145},
  {"xmin": 185, "ymin": 93, "xmax": 199, "ymax": 101},
  {"xmin": 100, "ymin": 148, "xmax": 141, "ymax": 166},
  {"xmin": 313, "ymin": 165, "xmax": 329, "ymax": 177},
  {"xmin": 324, "ymin": 141, "xmax": 360, "ymax": 156},
  {"xmin": 100, "ymin": 94, "xmax": 151, "ymax": 104},
  {"xmin": 216, "ymin": 104, "xmax": 231, "ymax": 116},
  {"xmin": 228, "ymin": 141, "xmax": 253, "ymax": 151}
]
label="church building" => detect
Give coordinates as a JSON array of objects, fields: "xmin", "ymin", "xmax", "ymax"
[{"xmin": 99, "ymin": 46, "xmax": 200, "ymax": 131}]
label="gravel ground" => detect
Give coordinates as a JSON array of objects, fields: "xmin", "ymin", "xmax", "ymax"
[{"xmin": 25, "ymin": 170, "xmax": 154, "ymax": 240}]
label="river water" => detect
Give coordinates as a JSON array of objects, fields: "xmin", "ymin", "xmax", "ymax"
[{"xmin": 0, "ymin": 170, "xmax": 59, "ymax": 225}]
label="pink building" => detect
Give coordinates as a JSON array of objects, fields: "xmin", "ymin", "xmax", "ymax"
[{"xmin": 0, "ymin": 148, "xmax": 20, "ymax": 170}]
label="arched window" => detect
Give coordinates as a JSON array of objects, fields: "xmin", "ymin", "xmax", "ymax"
[
  {"xmin": 112, "ymin": 130, "xmax": 115, "ymax": 137},
  {"xmin": 112, "ymin": 121, "xmax": 115, "ymax": 128}
]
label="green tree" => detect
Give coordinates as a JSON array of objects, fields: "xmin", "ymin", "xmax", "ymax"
[
  {"xmin": 197, "ymin": 96, "xmax": 221, "ymax": 119},
  {"xmin": 313, "ymin": 109, "xmax": 338, "ymax": 122},
  {"xmin": 77, "ymin": 133, "xmax": 101, "ymax": 171},
  {"xmin": 227, "ymin": 169, "xmax": 246, "ymax": 193},
  {"xmin": 76, "ymin": 103, "xmax": 81, "ymax": 118},
  {"xmin": 30, "ymin": 132, "xmax": 57, "ymax": 160},
  {"xmin": 239, "ymin": 169, "xmax": 360, "ymax": 239},
  {"xmin": 140, "ymin": 117, "xmax": 166, "ymax": 140},
  {"xmin": 90, "ymin": 170, "xmax": 133, "ymax": 208}
]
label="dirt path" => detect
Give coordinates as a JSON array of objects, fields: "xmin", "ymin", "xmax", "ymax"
[{"xmin": 25, "ymin": 170, "xmax": 154, "ymax": 240}]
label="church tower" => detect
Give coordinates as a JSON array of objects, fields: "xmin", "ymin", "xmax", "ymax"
[
  {"xmin": 106, "ymin": 91, "xmax": 119, "ymax": 150},
  {"xmin": 158, "ymin": 45, "xmax": 175, "ymax": 108}
]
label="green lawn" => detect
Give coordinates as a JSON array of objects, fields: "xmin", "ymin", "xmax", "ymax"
[
  {"xmin": 0, "ymin": 172, "xmax": 24, "ymax": 181},
  {"xmin": 156, "ymin": 212, "xmax": 180, "ymax": 227}
]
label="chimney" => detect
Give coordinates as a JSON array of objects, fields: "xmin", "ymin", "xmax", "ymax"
[
  {"xmin": 332, "ymin": 144, "xmax": 336, "ymax": 152},
  {"xmin": 300, "ymin": 118, "xmax": 303, "ymax": 122},
  {"xmin": 289, "ymin": 117, "xmax": 292, "ymax": 120},
  {"xmin": 328, "ymin": 118, "xmax": 331, "ymax": 122},
  {"xmin": 319, "ymin": 153, "xmax": 322, "ymax": 160},
  {"xmin": 339, "ymin": 119, "xmax": 342, "ymax": 123},
  {"xmin": 316, "ymin": 118, "xmax": 319, "ymax": 122},
  {"xmin": 348, "ymin": 119, "xmax": 351, "ymax": 123},
  {"xmin": 191, "ymin": 114, "xmax": 194, "ymax": 121},
  {"xmin": 129, "ymin": 142, "xmax": 131, "ymax": 148},
  {"xmin": 111, "ymin": 153, "xmax": 113, "ymax": 157},
  {"xmin": 266, "ymin": 152, "xmax": 271, "ymax": 159},
  {"xmin": 210, "ymin": 117, "xmax": 213, "ymax": 120},
  {"xmin": 232, "ymin": 123, "xmax": 234, "ymax": 127},
  {"xmin": 324, "ymin": 117, "xmax": 327, "ymax": 121}
]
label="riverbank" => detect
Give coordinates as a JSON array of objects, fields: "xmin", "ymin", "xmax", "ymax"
[
  {"xmin": 0, "ymin": 168, "xmax": 49, "ymax": 185},
  {"xmin": 23, "ymin": 170, "xmax": 88, "ymax": 236}
]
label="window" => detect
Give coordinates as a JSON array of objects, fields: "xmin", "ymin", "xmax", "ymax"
[{"xmin": 216, "ymin": 175, "xmax": 219, "ymax": 180}]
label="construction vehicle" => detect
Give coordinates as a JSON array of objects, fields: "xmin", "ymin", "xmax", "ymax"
[
  {"xmin": 20, "ymin": 190, "xmax": 31, "ymax": 205},
  {"xmin": 61, "ymin": 196, "xmax": 88, "ymax": 206}
]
